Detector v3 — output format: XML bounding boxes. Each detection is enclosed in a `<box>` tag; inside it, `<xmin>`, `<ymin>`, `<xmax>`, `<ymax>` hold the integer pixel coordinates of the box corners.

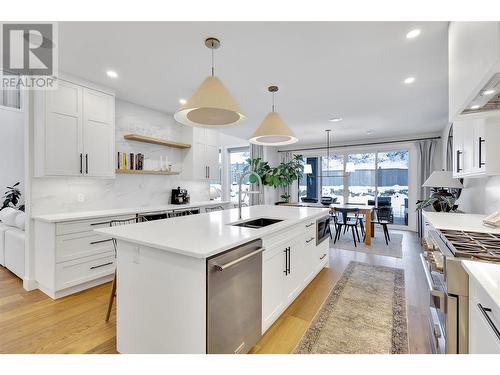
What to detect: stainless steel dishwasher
<box><xmin>207</xmin><ymin>239</ymin><xmax>263</xmax><ymax>354</ymax></box>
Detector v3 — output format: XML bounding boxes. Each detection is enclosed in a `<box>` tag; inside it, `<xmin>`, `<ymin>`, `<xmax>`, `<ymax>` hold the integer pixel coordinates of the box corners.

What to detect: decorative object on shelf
<box><xmin>174</xmin><ymin>37</ymin><xmax>245</xmax><ymax>128</ymax></box>
<box><xmin>417</xmin><ymin>170</ymin><xmax>463</xmax><ymax>212</ymax></box>
<box><xmin>1</xmin><ymin>182</ymin><xmax>23</xmax><ymax>211</ymax></box>
<box><xmin>250</xmin><ymin>85</ymin><xmax>298</xmax><ymax>146</ymax></box>
<box><xmin>123</xmin><ymin>134</ymin><xmax>191</xmax><ymax>149</ymax></box>
<box><xmin>117</xmin><ymin>152</ymin><xmax>144</xmax><ymax>171</ymax></box>
<box><xmin>245</xmin><ymin>155</ymin><xmax>304</xmax><ymax>203</ymax></box>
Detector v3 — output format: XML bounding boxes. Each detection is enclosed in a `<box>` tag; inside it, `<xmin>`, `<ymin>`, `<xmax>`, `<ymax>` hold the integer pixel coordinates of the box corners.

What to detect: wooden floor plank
<box><xmin>0</xmin><ymin>230</ymin><xmax>432</xmax><ymax>354</ymax></box>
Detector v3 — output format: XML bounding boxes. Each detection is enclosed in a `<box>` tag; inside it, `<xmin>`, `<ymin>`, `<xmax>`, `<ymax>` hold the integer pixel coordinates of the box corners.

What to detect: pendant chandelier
<box><xmin>174</xmin><ymin>37</ymin><xmax>246</xmax><ymax>128</ymax></box>
<box><xmin>249</xmin><ymin>85</ymin><xmax>298</xmax><ymax>146</ymax></box>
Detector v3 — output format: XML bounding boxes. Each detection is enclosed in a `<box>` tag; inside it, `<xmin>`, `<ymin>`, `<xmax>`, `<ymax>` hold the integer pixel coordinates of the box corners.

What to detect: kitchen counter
<box><xmin>32</xmin><ymin>200</ymin><xmax>231</xmax><ymax>223</ymax></box>
<box><xmin>462</xmin><ymin>260</ymin><xmax>500</xmax><ymax>318</ymax></box>
<box><xmin>95</xmin><ymin>205</ymin><xmax>328</xmax><ymax>258</ymax></box>
<box><xmin>423</xmin><ymin>211</ymin><xmax>500</xmax><ymax>234</ymax></box>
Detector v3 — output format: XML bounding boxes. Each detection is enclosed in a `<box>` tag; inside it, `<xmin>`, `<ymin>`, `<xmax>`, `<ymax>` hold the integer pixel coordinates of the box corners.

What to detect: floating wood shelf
<box><xmin>123</xmin><ymin>134</ymin><xmax>191</xmax><ymax>149</ymax></box>
<box><xmin>116</xmin><ymin>169</ymin><xmax>180</xmax><ymax>176</ymax></box>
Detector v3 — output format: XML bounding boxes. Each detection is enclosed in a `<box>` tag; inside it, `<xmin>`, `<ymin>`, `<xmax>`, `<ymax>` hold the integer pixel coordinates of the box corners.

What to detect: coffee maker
<box><xmin>171</xmin><ymin>187</ymin><xmax>190</xmax><ymax>204</ymax></box>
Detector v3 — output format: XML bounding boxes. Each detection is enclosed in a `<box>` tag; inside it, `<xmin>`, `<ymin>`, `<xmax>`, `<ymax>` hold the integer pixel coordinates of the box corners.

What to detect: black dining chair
<box><xmin>373</xmin><ymin>207</ymin><xmax>393</xmax><ymax>245</ymax></box>
<box><xmin>333</xmin><ymin>208</ymin><xmax>362</xmax><ymax>247</ymax></box>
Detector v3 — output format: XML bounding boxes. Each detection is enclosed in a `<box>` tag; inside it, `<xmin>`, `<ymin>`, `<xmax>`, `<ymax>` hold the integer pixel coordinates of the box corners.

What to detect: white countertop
<box><xmin>462</xmin><ymin>260</ymin><xmax>500</xmax><ymax>312</ymax></box>
<box><xmin>423</xmin><ymin>211</ymin><xmax>500</xmax><ymax>234</ymax></box>
<box><xmin>95</xmin><ymin>205</ymin><xmax>328</xmax><ymax>259</ymax></box>
<box><xmin>32</xmin><ymin>201</ymin><xmax>231</xmax><ymax>223</ymax></box>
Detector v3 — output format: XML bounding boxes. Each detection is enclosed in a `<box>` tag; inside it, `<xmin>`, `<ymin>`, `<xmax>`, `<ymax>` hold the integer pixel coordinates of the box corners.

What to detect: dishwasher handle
<box><xmin>213</xmin><ymin>248</ymin><xmax>265</xmax><ymax>272</ymax></box>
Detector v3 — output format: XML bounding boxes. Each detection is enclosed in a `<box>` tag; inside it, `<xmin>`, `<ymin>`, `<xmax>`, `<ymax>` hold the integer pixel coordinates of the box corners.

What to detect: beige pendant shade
<box><xmin>250</xmin><ymin>111</ymin><xmax>298</xmax><ymax>146</ymax></box>
<box><xmin>174</xmin><ymin>76</ymin><xmax>246</xmax><ymax>127</ymax></box>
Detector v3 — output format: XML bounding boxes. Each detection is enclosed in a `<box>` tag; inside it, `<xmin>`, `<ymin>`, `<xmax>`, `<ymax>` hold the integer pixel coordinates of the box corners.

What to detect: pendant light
<box><xmin>250</xmin><ymin>85</ymin><xmax>298</xmax><ymax>146</ymax></box>
<box><xmin>174</xmin><ymin>37</ymin><xmax>246</xmax><ymax>128</ymax></box>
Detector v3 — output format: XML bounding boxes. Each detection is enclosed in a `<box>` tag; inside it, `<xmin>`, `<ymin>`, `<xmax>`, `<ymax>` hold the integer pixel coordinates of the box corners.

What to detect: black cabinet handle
<box><xmin>306</xmin><ymin>237</ymin><xmax>315</xmax><ymax>244</ymax></box>
<box><xmin>479</xmin><ymin>137</ymin><xmax>485</xmax><ymax>168</ymax></box>
<box><xmin>283</xmin><ymin>248</ymin><xmax>288</xmax><ymax>275</ymax></box>
<box><xmin>477</xmin><ymin>303</ymin><xmax>500</xmax><ymax>342</ymax></box>
<box><xmin>90</xmin><ymin>221</ymin><xmax>112</xmax><ymax>226</ymax></box>
<box><xmin>80</xmin><ymin>153</ymin><xmax>83</xmax><ymax>174</ymax></box>
<box><xmin>85</xmin><ymin>154</ymin><xmax>89</xmax><ymax>174</ymax></box>
<box><xmin>90</xmin><ymin>238</ymin><xmax>114</xmax><ymax>245</ymax></box>
<box><xmin>90</xmin><ymin>261</ymin><xmax>113</xmax><ymax>270</ymax></box>
<box><xmin>320</xmin><ymin>253</ymin><xmax>327</xmax><ymax>260</ymax></box>
<box><xmin>305</xmin><ymin>222</ymin><xmax>314</xmax><ymax>228</ymax></box>
<box><xmin>456</xmin><ymin>150</ymin><xmax>462</xmax><ymax>173</ymax></box>
<box><xmin>287</xmin><ymin>247</ymin><xmax>291</xmax><ymax>275</ymax></box>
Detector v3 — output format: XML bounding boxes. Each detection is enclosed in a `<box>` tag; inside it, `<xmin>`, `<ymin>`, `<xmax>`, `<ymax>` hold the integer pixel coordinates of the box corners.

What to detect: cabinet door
<box><xmin>262</xmin><ymin>245</ymin><xmax>287</xmax><ymax>333</ymax></box>
<box><xmin>472</xmin><ymin>120</ymin><xmax>486</xmax><ymax>174</ymax></box>
<box><xmin>469</xmin><ymin>299</ymin><xmax>500</xmax><ymax>354</ymax></box>
<box><xmin>82</xmin><ymin>88</ymin><xmax>115</xmax><ymax>177</ymax></box>
<box><xmin>452</xmin><ymin>121</ymin><xmax>465</xmax><ymax>178</ymax></box>
<box><xmin>45</xmin><ymin>81</ymin><xmax>83</xmax><ymax>176</ymax></box>
<box><xmin>284</xmin><ymin>236</ymin><xmax>308</xmax><ymax>303</ymax></box>
<box><xmin>206</xmin><ymin>143</ymin><xmax>220</xmax><ymax>180</ymax></box>
<box><xmin>462</xmin><ymin>124</ymin><xmax>475</xmax><ymax>175</ymax></box>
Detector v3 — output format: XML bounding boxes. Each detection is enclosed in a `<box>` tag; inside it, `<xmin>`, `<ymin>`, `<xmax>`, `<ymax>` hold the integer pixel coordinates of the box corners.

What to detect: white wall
<box><xmin>30</xmin><ymin>99</ymin><xmax>209</xmax><ymax>216</ymax></box>
<box><xmin>0</xmin><ymin>106</ymin><xmax>25</xmax><ymax>205</ymax></box>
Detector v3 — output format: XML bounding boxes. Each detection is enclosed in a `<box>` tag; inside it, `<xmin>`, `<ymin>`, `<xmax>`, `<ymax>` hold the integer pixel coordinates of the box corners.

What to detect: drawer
<box><xmin>56</xmin><ymin>252</ymin><xmax>115</xmax><ymax>291</ymax></box>
<box><xmin>56</xmin><ymin>232</ymin><xmax>114</xmax><ymax>263</ymax></box>
<box><xmin>304</xmin><ymin>220</ymin><xmax>316</xmax><ymax>233</ymax></box>
<box><xmin>304</xmin><ymin>233</ymin><xmax>316</xmax><ymax>247</ymax></box>
<box><xmin>56</xmin><ymin>215</ymin><xmax>133</xmax><ymax>235</ymax></box>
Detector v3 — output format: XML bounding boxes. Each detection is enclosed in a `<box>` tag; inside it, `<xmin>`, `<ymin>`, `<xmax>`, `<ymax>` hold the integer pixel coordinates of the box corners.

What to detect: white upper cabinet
<box><xmin>34</xmin><ymin>75</ymin><xmax>115</xmax><ymax>178</ymax></box>
<box><xmin>449</xmin><ymin>22</ymin><xmax>500</xmax><ymax>121</ymax></box>
<box><xmin>452</xmin><ymin>113</ymin><xmax>500</xmax><ymax>178</ymax></box>
<box><xmin>182</xmin><ymin>127</ymin><xmax>219</xmax><ymax>180</ymax></box>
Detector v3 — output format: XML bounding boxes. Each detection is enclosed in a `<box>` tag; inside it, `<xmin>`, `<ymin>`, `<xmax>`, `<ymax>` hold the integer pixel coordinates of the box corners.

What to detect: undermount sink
<box><xmin>230</xmin><ymin>218</ymin><xmax>283</xmax><ymax>229</ymax></box>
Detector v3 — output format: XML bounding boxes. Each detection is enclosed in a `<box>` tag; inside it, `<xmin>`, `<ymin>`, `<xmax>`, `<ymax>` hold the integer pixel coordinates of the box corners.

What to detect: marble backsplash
<box><xmin>31</xmin><ymin>99</ymin><xmax>209</xmax><ymax>216</ymax></box>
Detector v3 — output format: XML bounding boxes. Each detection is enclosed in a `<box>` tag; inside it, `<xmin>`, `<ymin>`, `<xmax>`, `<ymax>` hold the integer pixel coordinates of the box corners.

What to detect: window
<box><xmin>228</xmin><ymin>147</ymin><xmax>250</xmax><ymax>205</ymax></box>
<box><xmin>299</xmin><ymin>157</ymin><xmax>319</xmax><ymax>201</ymax></box>
<box><xmin>322</xmin><ymin>154</ymin><xmax>345</xmax><ymax>204</ymax></box>
<box><xmin>347</xmin><ymin>153</ymin><xmax>376</xmax><ymax>205</ymax></box>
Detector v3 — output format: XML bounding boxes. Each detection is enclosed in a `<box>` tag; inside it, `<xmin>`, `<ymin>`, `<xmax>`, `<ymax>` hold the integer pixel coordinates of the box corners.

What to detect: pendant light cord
<box><xmin>272</xmin><ymin>92</ymin><xmax>275</xmax><ymax>112</ymax></box>
<box><xmin>211</xmin><ymin>44</ymin><xmax>215</xmax><ymax>76</ymax></box>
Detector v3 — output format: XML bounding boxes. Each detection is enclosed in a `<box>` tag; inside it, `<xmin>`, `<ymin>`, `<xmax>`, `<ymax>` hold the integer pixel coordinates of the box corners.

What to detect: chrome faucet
<box><xmin>238</xmin><ymin>170</ymin><xmax>263</xmax><ymax>219</ymax></box>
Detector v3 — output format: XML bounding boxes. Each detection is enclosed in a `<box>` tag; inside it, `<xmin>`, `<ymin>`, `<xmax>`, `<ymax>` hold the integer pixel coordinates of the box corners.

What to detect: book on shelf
<box><xmin>117</xmin><ymin>152</ymin><xmax>144</xmax><ymax>171</ymax></box>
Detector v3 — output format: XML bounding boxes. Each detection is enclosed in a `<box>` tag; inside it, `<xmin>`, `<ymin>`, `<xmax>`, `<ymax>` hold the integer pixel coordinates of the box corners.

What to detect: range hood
<box><xmin>462</xmin><ymin>73</ymin><xmax>500</xmax><ymax>114</ymax></box>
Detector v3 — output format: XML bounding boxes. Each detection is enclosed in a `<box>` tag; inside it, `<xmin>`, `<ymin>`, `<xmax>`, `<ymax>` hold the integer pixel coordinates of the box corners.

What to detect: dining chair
<box><xmin>334</xmin><ymin>208</ymin><xmax>361</xmax><ymax>246</ymax></box>
<box><xmin>373</xmin><ymin>207</ymin><xmax>393</xmax><ymax>245</ymax></box>
<box><xmin>105</xmin><ymin>215</ymin><xmax>147</xmax><ymax>322</ymax></box>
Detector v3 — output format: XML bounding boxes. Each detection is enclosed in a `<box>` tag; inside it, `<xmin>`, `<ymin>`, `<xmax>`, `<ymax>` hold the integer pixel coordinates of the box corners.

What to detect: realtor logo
<box><xmin>1</xmin><ymin>22</ymin><xmax>58</xmax><ymax>89</ymax></box>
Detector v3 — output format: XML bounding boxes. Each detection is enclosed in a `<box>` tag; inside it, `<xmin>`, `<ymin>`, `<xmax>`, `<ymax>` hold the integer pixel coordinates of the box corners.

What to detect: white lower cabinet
<box><xmin>262</xmin><ymin>219</ymin><xmax>329</xmax><ymax>333</ymax></box>
<box><xmin>469</xmin><ymin>276</ymin><xmax>500</xmax><ymax>354</ymax></box>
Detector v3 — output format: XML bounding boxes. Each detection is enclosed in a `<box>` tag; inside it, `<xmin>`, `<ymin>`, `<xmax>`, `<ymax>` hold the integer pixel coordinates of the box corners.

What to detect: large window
<box><xmin>347</xmin><ymin>153</ymin><xmax>376</xmax><ymax>205</ymax></box>
<box><xmin>322</xmin><ymin>154</ymin><xmax>345</xmax><ymax>204</ymax></box>
<box><xmin>228</xmin><ymin>147</ymin><xmax>250</xmax><ymax>205</ymax></box>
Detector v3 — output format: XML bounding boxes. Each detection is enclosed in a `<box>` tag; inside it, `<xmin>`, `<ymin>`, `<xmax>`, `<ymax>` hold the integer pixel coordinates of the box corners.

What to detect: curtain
<box><xmin>249</xmin><ymin>144</ymin><xmax>264</xmax><ymax>206</ymax></box>
<box><xmin>416</xmin><ymin>139</ymin><xmax>437</xmax><ymax>200</ymax></box>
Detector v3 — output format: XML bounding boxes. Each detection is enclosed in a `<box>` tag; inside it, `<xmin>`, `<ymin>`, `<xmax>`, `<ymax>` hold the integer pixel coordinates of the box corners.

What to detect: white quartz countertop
<box><xmin>95</xmin><ymin>205</ymin><xmax>329</xmax><ymax>259</ymax></box>
<box><xmin>423</xmin><ymin>211</ymin><xmax>500</xmax><ymax>234</ymax></box>
<box><xmin>32</xmin><ymin>201</ymin><xmax>231</xmax><ymax>223</ymax></box>
<box><xmin>462</xmin><ymin>260</ymin><xmax>500</xmax><ymax>312</ymax></box>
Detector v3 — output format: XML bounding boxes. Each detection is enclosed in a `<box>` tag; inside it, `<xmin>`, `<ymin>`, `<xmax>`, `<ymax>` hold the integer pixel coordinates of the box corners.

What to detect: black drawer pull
<box><xmin>320</xmin><ymin>253</ymin><xmax>327</xmax><ymax>260</ymax></box>
<box><xmin>478</xmin><ymin>303</ymin><xmax>500</xmax><ymax>342</ymax></box>
<box><xmin>306</xmin><ymin>237</ymin><xmax>315</xmax><ymax>243</ymax></box>
<box><xmin>305</xmin><ymin>222</ymin><xmax>314</xmax><ymax>228</ymax></box>
<box><xmin>90</xmin><ymin>221</ymin><xmax>112</xmax><ymax>226</ymax></box>
<box><xmin>90</xmin><ymin>261</ymin><xmax>113</xmax><ymax>270</ymax></box>
<box><xmin>90</xmin><ymin>238</ymin><xmax>114</xmax><ymax>245</ymax></box>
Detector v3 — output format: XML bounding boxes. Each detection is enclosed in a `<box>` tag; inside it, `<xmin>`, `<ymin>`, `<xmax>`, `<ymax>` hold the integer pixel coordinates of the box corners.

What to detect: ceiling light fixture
<box><xmin>179</xmin><ymin>98</ymin><xmax>187</xmax><ymax>105</ymax></box>
<box><xmin>174</xmin><ymin>37</ymin><xmax>245</xmax><ymax>128</ymax></box>
<box><xmin>249</xmin><ymin>85</ymin><xmax>298</xmax><ymax>146</ymax></box>
<box><xmin>404</xmin><ymin>77</ymin><xmax>415</xmax><ymax>84</ymax></box>
<box><xmin>329</xmin><ymin>117</ymin><xmax>343</xmax><ymax>122</ymax></box>
<box><xmin>470</xmin><ymin>104</ymin><xmax>481</xmax><ymax>110</ymax></box>
<box><xmin>482</xmin><ymin>89</ymin><xmax>496</xmax><ymax>96</ymax></box>
<box><xmin>406</xmin><ymin>29</ymin><xmax>421</xmax><ymax>39</ymax></box>
<box><xmin>106</xmin><ymin>70</ymin><xmax>118</xmax><ymax>78</ymax></box>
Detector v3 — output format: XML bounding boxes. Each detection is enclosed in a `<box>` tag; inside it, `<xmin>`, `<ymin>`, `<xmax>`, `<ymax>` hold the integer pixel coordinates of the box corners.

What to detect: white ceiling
<box><xmin>58</xmin><ymin>22</ymin><xmax>449</xmax><ymax>145</ymax></box>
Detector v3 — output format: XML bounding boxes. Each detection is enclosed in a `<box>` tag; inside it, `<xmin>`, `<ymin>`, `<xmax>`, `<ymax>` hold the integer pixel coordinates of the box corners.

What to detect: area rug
<box><xmin>294</xmin><ymin>261</ymin><xmax>408</xmax><ymax>354</ymax></box>
<box><xmin>332</xmin><ymin>231</ymin><xmax>403</xmax><ymax>259</ymax></box>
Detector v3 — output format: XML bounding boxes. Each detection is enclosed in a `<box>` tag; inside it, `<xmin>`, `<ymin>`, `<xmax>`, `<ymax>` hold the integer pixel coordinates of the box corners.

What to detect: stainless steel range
<box><xmin>422</xmin><ymin>229</ymin><xmax>500</xmax><ymax>354</ymax></box>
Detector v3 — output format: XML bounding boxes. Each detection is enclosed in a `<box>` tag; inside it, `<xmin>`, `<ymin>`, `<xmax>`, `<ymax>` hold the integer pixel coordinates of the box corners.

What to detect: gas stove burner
<box><xmin>439</xmin><ymin>229</ymin><xmax>500</xmax><ymax>262</ymax></box>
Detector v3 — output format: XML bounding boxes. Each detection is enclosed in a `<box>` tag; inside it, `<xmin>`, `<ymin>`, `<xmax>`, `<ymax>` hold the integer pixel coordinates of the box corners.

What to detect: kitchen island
<box><xmin>95</xmin><ymin>205</ymin><xmax>330</xmax><ymax>354</ymax></box>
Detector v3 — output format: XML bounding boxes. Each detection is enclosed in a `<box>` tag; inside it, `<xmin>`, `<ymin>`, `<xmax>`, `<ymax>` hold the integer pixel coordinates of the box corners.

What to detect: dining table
<box><xmin>330</xmin><ymin>203</ymin><xmax>375</xmax><ymax>246</ymax></box>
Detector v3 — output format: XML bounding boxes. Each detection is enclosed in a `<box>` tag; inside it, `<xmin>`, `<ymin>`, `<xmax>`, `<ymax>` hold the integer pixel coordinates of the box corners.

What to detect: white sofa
<box><xmin>4</xmin><ymin>228</ymin><xmax>25</xmax><ymax>278</ymax></box>
<box><xmin>0</xmin><ymin>223</ymin><xmax>12</xmax><ymax>266</ymax></box>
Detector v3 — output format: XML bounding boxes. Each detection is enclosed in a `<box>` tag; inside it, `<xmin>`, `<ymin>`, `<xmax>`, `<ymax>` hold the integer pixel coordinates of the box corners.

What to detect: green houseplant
<box><xmin>416</xmin><ymin>195</ymin><xmax>457</xmax><ymax>213</ymax></box>
<box><xmin>1</xmin><ymin>182</ymin><xmax>23</xmax><ymax>211</ymax></box>
<box><xmin>245</xmin><ymin>155</ymin><xmax>304</xmax><ymax>203</ymax></box>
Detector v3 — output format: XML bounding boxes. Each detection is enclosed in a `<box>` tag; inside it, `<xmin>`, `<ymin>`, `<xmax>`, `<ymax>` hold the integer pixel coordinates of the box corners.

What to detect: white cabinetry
<box><xmin>452</xmin><ymin>113</ymin><xmax>500</xmax><ymax>178</ymax></box>
<box><xmin>449</xmin><ymin>22</ymin><xmax>500</xmax><ymax>121</ymax></box>
<box><xmin>469</xmin><ymin>274</ymin><xmax>500</xmax><ymax>354</ymax></box>
<box><xmin>182</xmin><ymin>127</ymin><xmax>219</xmax><ymax>180</ymax></box>
<box><xmin>261</xmin><ymin>218</ymin><xmax>329</xmax><ymax>333</ymax></box>
<box><xmin>34</xmin><ymin>76</ymin><xmax>115</xmax><ymax>178</ymax></box>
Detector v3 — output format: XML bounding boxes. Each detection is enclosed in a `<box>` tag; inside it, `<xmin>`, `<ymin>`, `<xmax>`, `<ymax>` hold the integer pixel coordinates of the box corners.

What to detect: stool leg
<box><xmin>105</xmin><ymin>270</ymin><xmax>117</xmax><ymax>322</ymax></box>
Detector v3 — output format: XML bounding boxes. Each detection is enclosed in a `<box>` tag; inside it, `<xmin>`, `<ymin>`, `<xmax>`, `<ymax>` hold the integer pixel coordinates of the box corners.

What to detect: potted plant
<box><xmin>416</xmin><ymin>195</ymin><xmax>457</xmax><ymax>213</ymax></box>
<box><xmin>1</xmin><ymin>182</ymin><xmax>24</xmax><ymax>211</ymax></box>
<box><xmin>245</xmin><ymin>155</ymin><xmax>304</xmax><ymax>204</ymax></box>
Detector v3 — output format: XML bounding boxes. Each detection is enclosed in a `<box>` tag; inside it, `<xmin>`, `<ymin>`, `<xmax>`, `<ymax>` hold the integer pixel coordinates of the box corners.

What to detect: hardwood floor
<box><xmin>0</xmin><ymin>230</ymin><xmax>432</xmax><ymax>354</ymax></box>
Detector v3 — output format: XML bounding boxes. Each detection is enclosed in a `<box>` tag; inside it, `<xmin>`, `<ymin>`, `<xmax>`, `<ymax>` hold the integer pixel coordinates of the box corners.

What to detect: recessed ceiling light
<box><xmin>106</xmin><ymin>70</ymin><xmax>118</xmax><ymax>78</ymax></box>
<box><xmin>404</xmin><ymin>77</ymin><xmax>415</xmax><ymax>84</ymax></box>
<box><xmin>179</xmin><ymin>98</ymin><xmax>187</xmax><ymax>105</ymax></box>
<box><xmin>470</xmin><ymin>104</ymin><xmax>481</xmax><ymax>110</ymax></box>
<box><xmin>482</xmin><ymin>89</ymin><xmax>495</xmax><ymax>96</ymax></box>
<box><xmin>366</xmin><ymin>130</ymin><xmax>373</xmax><ymax>135</ymax></box>
<box><xmin>329</xmin><ymin>117</ymin><xmax>342</xmax><ymax>122</ymax></box>
<box><xmin>406</xmin><ymin>29</ymin><xmax>421</xmax><ymax>39</ymax></box>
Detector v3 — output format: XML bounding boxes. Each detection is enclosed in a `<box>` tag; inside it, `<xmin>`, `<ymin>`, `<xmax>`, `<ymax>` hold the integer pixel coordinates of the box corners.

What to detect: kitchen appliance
<box><xmin>422</xmin><ymin>228</ymin><xmax>500</xmax><ymax>354</ymax></box>
<box><xmin>171</xmin><ymin>187</ymin><xmax>189</xmax><ymax>204</ymax></box>
<box><xmin>462</xmin><ymin>73</ymin><xmax>500</xmax><ymax>115</ymax></box>
<box><xmin>316</xmin><ymin>215</ymin><xmax>330</xmax><ymax>245</ymax></box>
<box><xmin>207</xmin><ymin>239</ymin><xmax>263</xmax><ymax>354</ymax></box>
